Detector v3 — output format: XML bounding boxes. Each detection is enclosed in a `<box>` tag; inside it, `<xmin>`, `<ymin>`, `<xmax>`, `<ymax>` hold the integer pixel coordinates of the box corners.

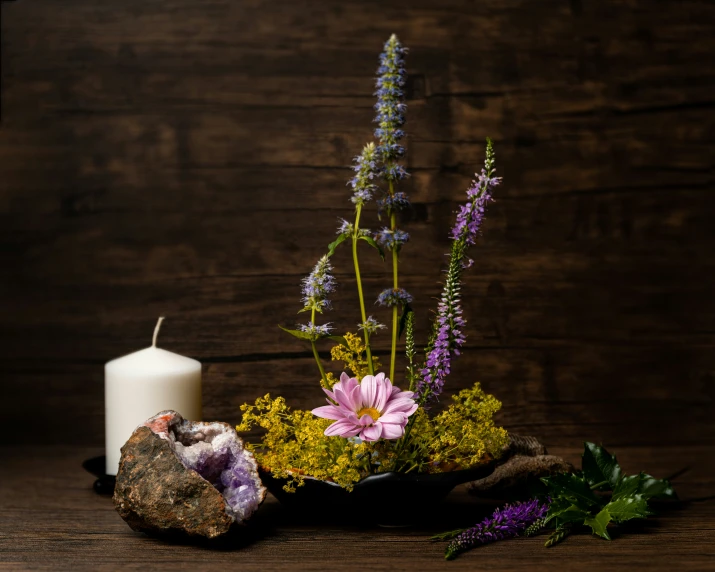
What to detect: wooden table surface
<box><xmin>1</xmin><ymin>445</ymin><xmax>713</xmax><ymax>571</ymax></box>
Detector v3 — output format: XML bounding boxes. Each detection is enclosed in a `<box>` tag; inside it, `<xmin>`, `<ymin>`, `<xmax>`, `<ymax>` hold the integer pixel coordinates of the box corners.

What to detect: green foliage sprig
<box><xmin>535</xmin><ymin>442</ymin><xmax>677</xmax><ymax>544</ymax></box>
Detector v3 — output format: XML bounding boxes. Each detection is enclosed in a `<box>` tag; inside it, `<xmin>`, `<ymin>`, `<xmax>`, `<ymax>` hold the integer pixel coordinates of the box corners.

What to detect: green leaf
<box><xmin>613</xmin><ymin>472</ymin><xmax>677</xmax><ymax>501</ymax></box>
<box><xmin>398</xmin><ymin>305</ymin><xmax>413</xmax><ymax>339</ymax></box>
<box><xmin>542</xmin><ymin>473</ymin><xmax>603</xmax><ymax>512</ymax></box>
<box><xmin>327</xmin><ymin>234</ymin><xmax>348</xmax><ymax>257</ymax></box>
<box><xmin>604</xmin><ymin>495</ymin><xmax>651</xmax><ymax>523</ymax></box>
<box><xmin>638</xmin><ymin>473</ymin><xmax>678</xmax><ymax>501</ymax></box>
<box><xmin>557</xmin><ymin>506</ymin><xmax>592</xmax><ymax>525</ymax></box>
<box><xmin>279</xmin><ymin>325</ymin><xmax>342</xmax><ymax>344</ymax></box>
<box><xmin>544</xmin><ymin>497</ymin><xmax>589</xmax><ymax>526</ymax></box>
<box><xmin>584</xmin><ymin>508</ymin><xmax>612</xmax><ymax>540</ymax></box>
<box><xmin>359</xmin><ymin>235</ymin><xmax>385</xmax><ymax>260</ymax></box>
<box><xmin>612</xmin><ymin>474</ymin><xmax>642</xmax><ymax>501</ymax></box>
<box><xmin>279</xmin><ymin>324</ymin><xmax>314</xmax><ymax>341</ymax></box>
<box><xmin>582</xmin><ymin>442</ymin><xmax>622</xmax><ymax>490</ymax></box>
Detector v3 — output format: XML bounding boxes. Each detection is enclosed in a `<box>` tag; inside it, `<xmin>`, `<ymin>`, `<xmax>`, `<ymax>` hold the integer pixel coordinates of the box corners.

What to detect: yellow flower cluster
<box><xmin>407</xmin><ymin>383</ymin><xmax>509</xmax><ymax>472</ymax></box>
<box><xmin>236</xmin><ymin>383</ymin><xmax>507</xmax><ymax>491</ymax></box>
<box><xmin>236</xmin><ymin>394</ymin><xmax>371</xmax><ymax>491</ymax></box>
<box><xmin>325</xmin><ymin>332</ymin><xmax>381</xmax><ymax>387</ymax></box>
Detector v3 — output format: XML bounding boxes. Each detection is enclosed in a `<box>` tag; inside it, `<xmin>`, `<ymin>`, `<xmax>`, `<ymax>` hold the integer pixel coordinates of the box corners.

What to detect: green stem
<box><xmin>590</xmin><ymin>480</ymin><xmax>610</xmax><ymax>490</ymax></box>
<box><xmin>353</xmin><ymin>205</ymin><xmax>374</xmax><ymax>375</ymax></box>
<box><xmin>310</xmin><ymin>307</ymin><xmax>328</xmax><ymax>387</ymax></box>
<box><xmin>389</xmin><ymin>181</ymin><xmax>398</xmax><ymax>382</ymax></box>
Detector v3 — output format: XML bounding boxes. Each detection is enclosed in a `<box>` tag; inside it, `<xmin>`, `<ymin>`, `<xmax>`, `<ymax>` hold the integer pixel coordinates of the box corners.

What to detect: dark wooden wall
<box><xmin>1</xmin><ymin>0</ymin><xmax>714</xmax><ymax>448</ymax></box>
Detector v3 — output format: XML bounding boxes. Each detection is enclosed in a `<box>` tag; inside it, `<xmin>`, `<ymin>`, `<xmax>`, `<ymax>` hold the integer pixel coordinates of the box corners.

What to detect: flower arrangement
<box><xmin>237</xmin><ymin>34</ymin><xmax>508</xmax><ymax>492</ymax></box>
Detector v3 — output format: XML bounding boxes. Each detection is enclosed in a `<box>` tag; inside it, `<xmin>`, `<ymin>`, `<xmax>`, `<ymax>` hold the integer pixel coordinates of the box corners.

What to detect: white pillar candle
<box><xmin>104</xmin><ymin>317</ymin><xmax>202</xmax><ymax>475</ymax></box>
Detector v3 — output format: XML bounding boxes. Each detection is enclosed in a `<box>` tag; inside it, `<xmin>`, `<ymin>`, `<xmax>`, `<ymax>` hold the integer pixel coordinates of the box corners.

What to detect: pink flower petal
<box><xmin>383</xmin><ymin>397</ymin><xmax>418</xmax><ymax>415</ymax></box>
<box><xmin>311</xmin><ymin>405</ymin><xmax>345</xmax><ymax>420</ymax></box>
<box><xmin>358</xmin><ymin>414</ymin><xmax>375</xmax><ymax>426</ymax></box>
<box><xmin>324</xmin><ymin>419</ymin><xmax>362</xmax><ymax>438</ymax></box>
<box><xmin>334</xmin><ymin>384</ymin><xmax>356</xmax><ymax>411</ymax></box>
<box><xmin>361</xmin><ymin>423</ymin><xmax>382</xmax><ymax>442</ymax></box>
<box><xmin>374</xmin><ymin>378</ymin><xmax>390</xmax><ymax>412</ymax></box>
<box><xmin>347</xmin><ymin>381</ymin><xmax>361</xmax><ymax>411</ymax></box>
<box><xmin>339</xmin><ymin>371</ymin><xmax>351</xmax><ymax>384</ymax></box>
<box><xmin>380</xmin><ymin>423</ymin><xmax>406</xmax><ymax>439</ymax></box>
<box><xmin>322</xmin><ymin>387</ymin><xmax>336</xmax><ymax>402</ymax></box>
<box><xmin>360</xmin><ymin>375</ymin><xmax>378</xmax><ymax>408</ymax></box>
<box><xmin>378</xmin><ymin>412</ymin><xmax>407</xmax><ymax>425</ymax></box>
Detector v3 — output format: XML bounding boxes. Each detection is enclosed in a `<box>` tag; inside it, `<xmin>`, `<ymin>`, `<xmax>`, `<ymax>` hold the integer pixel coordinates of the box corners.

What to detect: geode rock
<box><xmin>113</xmin><ymin>410</ymin><xmax>266</xmax><ymax>539</ymax></box>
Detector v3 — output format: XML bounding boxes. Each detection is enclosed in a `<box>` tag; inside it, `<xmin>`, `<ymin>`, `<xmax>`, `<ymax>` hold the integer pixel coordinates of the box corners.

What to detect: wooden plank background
<box><xmin>1</xmin><ymin>0</ymin><xmax>714</xmax><ymax>449</ymax></box>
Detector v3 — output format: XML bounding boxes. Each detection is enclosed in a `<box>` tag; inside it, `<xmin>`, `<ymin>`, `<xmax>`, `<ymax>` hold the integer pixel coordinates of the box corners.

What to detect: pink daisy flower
<box><xmin>312</xmin><ymin>372</ymin><xmax>418</xmax><ymax>442</ymax></box>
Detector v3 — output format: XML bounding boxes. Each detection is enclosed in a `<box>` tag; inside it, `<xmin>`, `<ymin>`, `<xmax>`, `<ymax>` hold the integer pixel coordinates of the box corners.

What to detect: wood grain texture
<box><xmin>0</xmin><ymin>446</ymin><xmax>713</xmax><ymax>570</ymax></box>
<box><xmin>1</xmin><ymin>0</ymin><xmax>714</xmax><ymax>448</ymax></box>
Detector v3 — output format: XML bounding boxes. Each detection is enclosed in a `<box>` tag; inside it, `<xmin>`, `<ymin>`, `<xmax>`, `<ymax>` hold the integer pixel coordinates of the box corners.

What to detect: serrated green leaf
<box><xmin>544</xmin><ymin>497</ymin><xmax>588</xmax><ymax>526</ymax></box>
<box><xmin>359</xmin><ymin>235</ymin><xmax>385</xmax><ymax>260</ymax></box>
<box><xmin>612</xmin><ymin>474</ymin><xmax>642</xmax><ymax>501</ymax></box>
<box><xmin>638</xmin><ymin>473</ymin><xmax>678</xmax><ymax>501</ymax></box>
<box><xmin>604</xmin><ymin>495</ymin><xmax>651</xmax><ymax>523</ymax></box>
<box><xmin>542</xmin><ymin>473</ymin><xmax>603</xmax><ymax>511</ymax></box>
<box><xmin>584</xmin><ymin>508</ymin><xmax>612</xmax><ymax>540</ymax></box>
<box><xmin>582</xmin><ymin>442</ymin><xmax>622</xmax><ymax>490</ymax></box>
<box><xmin>613</xmin><ymin>472</ymin><xmax>677</xmax><ymax>501</ymax></box>
<box><xmin>554</xmin><ymin>507</ymin><xmax>591</xmax><ymax>528</ymax></box>
<box><xmin>327</xmin><ymin>234</ymin><xmax>348</xmax><ymax>257</ymax></box>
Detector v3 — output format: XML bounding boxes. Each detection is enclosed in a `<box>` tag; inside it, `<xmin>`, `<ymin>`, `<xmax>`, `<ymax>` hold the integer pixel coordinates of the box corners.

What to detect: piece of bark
<box><xmin>467</xmin><ymin>434</ymin><xmax>573</xmax><ymax>497</ymax></box>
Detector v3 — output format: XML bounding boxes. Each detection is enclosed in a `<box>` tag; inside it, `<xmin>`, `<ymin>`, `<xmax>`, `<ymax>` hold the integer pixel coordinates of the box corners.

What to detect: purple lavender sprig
<box><xmin>374</xmin><ymin>34</ymin><xmax>411</xmax><ymax>384</ymax></box>
<box><xmin>300</xmin><ymin>255</ymin><xmax>335</xmax><ymax>388</ymax></box>
<box><xmin>415</xmin><ymin>139</ymin><xmax>501</xmax><ymax>403</ymax></box>
<box><xmin>374</xmin><ymin>35</ymin><xmax>408</xmax><ymax>176</ymax></box>
<box><xmin>444</xmin><ymin>499</ymin><xmax>549</xmax><ymax>560</ymax></box>
<box><xmin>348</xmin><ymin>142</ymin><xmax>379</xmax><ymax>206</ymax></box>
<box><xmin>301</xmin><ymin>255</ymin><xmax>336</xmax><ymax>314</ymax></box>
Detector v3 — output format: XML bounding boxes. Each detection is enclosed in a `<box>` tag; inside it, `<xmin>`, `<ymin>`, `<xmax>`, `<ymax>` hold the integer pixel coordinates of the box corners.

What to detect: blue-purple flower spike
<box><xmin>301</xmin><ymin>255</ymin><xmax>336</xmax><ymax>313</ymax></box>
<box><xmin>348</xmin><ymin>143</ymin><xmax>379</xmax><ymax>206</ymax></box>
<box><xmin>415</xmin><ymin>140</ymin><xmax>500</xmax><ymax>403</ymax></box>
<box><xmin>445</xmin><ymin>499</ymin><xmax>549</xmax><ymax>560</ymax></box>
<box><xmin>375</xmin><ymin>35</ymin><xmax>410</xmax><ymax>190</ymax></box>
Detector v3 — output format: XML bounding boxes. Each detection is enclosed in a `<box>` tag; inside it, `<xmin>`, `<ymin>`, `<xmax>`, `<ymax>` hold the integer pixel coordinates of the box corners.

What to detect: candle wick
<box><xmin>152</xmin><ymin>316</ymin><xmax>165</xmax><ymax>348</ymax></box>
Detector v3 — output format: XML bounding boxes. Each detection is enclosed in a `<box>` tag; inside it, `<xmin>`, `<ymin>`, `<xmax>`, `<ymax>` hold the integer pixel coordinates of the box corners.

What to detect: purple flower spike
<box><xmin>415</xmin><ymin>140</ymin><xmax>498</xmax><ymax>403</ymax></box>
<box><xmin>445</xmin><ymin>498</ymin><xmax>549</xmax><ymax>560</ymax></box>
<box><xmin>374</xmin><ymin>35</ymin><xmax>409</xmax><ymax>183</ymax></box>
<box><xmin>301</xmin><ymin>255</ymin><xmax>336</xmax><ymax>312</ymax></box>
<box><xmin>348</xmin><ymin>143</ymin><xmax>379</xmax><ymax>206</ymax></box>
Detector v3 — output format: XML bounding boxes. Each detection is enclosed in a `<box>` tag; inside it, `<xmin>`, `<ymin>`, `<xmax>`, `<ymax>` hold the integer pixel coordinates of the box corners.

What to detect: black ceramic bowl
<box><xmin>260</xmin><ymin>462</ymin><xmax>495</xmax><ymax>526</ymax></box>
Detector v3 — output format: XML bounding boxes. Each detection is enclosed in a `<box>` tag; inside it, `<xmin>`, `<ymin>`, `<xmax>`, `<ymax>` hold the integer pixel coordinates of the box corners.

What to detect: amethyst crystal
<box><xmin>113</xmin><ymin>410</ymin><xmax>266</xmax><ymax>538</ymax></box>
